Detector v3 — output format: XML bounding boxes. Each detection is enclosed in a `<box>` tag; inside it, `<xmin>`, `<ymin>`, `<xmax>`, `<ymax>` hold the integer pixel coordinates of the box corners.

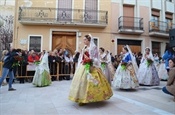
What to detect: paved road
<box><xmin>0</xmin><ymin>80</ymin><xmax>174</xmax><ymax>115</ymax></box>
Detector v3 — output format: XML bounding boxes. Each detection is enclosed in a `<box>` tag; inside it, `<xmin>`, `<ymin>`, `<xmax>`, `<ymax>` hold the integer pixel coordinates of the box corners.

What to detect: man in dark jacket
<box><xmin>0</xmin><ymin>49</ymin><xmax>21</xmax><ymax>91</ymax></box>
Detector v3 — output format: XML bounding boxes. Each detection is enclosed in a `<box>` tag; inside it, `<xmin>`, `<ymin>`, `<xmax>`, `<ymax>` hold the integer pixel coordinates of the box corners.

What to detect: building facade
<box><xmin>111</xmin><ymin>0</ymin><xmax>175</xmax><ymax>56</ymax></box>
<box><xmin>13</xmin><ymin>0</ymin><xmax>175</xmax><ymax>56</ymax></box>
<box><xmin>13</xmin><ymin>0</ymin><xmax>112</xmax><ymax>55</ymax></box>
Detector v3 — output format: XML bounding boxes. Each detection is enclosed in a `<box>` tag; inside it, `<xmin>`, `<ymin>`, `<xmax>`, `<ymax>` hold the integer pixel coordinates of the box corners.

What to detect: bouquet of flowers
<box><xmin>14</xmin><ymin>56</ymin><xmax>23</xmax><ymax>61</ymax></box>
<box><xmin>101</xmin><ymin>62</ymin><xmax>106</xmax><ymax>70</ymax></box>
<box><xmin>121</xmin><ymin>61</ymin><xmax>127</xmax><ymax>70</ymax></box>
<box><xmin>146</xmin><ymin>58</ymin><xmax>153</xmax><ymax>67</ymax></box>
<box><xmin>82</xmin><ymin>58</ymin><xmax>93</xmax><ymax>73</ymax></box>
<box><xmin>34</xmin><ymin>60</ymin><xmax>41</xmax><ymax>65</ymax></box>
<box><xmin>12</xmin><ymin>56</ymin><xmax>23</xmax><ymax>67</ymax></box>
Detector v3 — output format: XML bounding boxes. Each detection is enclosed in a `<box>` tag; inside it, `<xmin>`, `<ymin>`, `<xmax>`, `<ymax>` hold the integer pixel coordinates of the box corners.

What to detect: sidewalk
<box><xmin>0</xmin><ymin>80</ymin><xmax>174</xmax><ymax>115</ymax></box>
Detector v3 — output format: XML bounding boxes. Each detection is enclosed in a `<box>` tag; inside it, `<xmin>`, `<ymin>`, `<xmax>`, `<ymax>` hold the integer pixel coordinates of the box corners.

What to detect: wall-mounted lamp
<box><xmin>78</xmin><ymin>32</ymin><xmax>82</xmax><ymax>37</ymax></box>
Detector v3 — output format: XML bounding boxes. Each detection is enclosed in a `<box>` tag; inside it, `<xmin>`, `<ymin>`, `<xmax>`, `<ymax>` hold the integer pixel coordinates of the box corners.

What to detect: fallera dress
<box><xmin>32</xmin><ymin>53</ymin><xmax>51</xmax><ymax>87</ymax></box>
<box><xmin>100</xmin><ymin>53</ymin><xmax>112</xmax><ymax>85</ymax></box>
<box><xmin>138</xmin><ymin>54</ymin><xmax>160</xmax><ymax>86</ymax></box>
<box><xmin>113</xmin><ymin>52</ymin><xmax>139</xmax><ymax>89</ymax></box>
<box><xmin>69</xmin><ymin>46</ymin><xmax>113</xmax><ymax>103</ymax></box>
<box><xmin>158</xmin><ymin>61</ymin><xmax>169</xmax><ymax>80</ymax></box>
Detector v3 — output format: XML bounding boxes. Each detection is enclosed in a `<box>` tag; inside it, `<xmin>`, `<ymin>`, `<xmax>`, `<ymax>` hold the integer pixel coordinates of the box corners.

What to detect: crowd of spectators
<box><xmin>0</xmin><ymin>48</ymin><xmax>80</xmax><ymax>84</ymax></box>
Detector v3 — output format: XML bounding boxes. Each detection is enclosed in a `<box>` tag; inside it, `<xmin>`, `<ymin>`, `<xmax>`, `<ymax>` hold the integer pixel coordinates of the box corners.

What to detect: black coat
<box><xmin>48</xmin><ymin>55</ymin><xmax>57</xmax><ymax>63</ymax></box>
<box><xmin>3</xmin><ymin>51</ymin><xmax>18</xmax><ymax>70</ymax></box>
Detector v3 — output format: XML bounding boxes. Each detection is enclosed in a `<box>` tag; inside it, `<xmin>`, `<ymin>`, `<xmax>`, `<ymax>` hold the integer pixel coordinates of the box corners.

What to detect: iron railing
<box><xmin>149</xmin><ymin>20</ymin><xmax>175</xmax><ymax>34</ymax></box>
<box><xmin>18</xmin><ymin>7</ymin><xmax>108</xmax><ymax>25</ymax></box>
<box><xmin>118</xmin><ymin>16</ymin><xmax>144</xmax><ymax>30</ymax></box>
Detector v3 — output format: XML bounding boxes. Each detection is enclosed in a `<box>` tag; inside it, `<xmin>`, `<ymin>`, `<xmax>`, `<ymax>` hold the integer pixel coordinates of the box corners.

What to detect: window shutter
<box><xmin>85</xmin><ymin>0</ymin><xmax>98</xmax><ymax>23</ymax></box>
<box><xmin>57</xmin><ymin>0</ymin><xmax>72</xmax><ymax>21</ymax></box>
<box><xmin>85</xmin><ymin>0</ymin><xmax>98</xmax><ymax>10</ymax></box>
<box><xmin>152</xmin><ymin>9</ymin><xmax>160</xmax><ymax>17</ymax></box>
<box><xmin>166</xmin><ymin>12</ymin><xmax>173</xmax><ymax>19</ymax></box>
<box><xmin>58</xmin><ymin>0</ymin><xmax>72</xmax><ymax>8</ymax></box>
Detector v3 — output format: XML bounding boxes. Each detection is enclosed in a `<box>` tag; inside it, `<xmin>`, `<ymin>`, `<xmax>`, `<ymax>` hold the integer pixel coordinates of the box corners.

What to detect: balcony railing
<box><xmin>18</xmin><ymin>7</ymin><xmax>108</xmax><ymax>27</ymax></box>
<box><xmin>118</xmin><ymin>16</ymin><xmax>144</xmax><ymax>34</ymax></box>
<box><xmin>149</xmin><ymin>20</ymin><xmax>175</xmax><ymax>34</ymax></box>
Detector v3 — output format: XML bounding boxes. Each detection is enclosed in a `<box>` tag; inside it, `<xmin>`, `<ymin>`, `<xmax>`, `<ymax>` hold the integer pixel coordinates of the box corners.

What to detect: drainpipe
<box><xmin>174</xmin><ymin>0</ymin><xmax>175</xmax><ymax>24</ymax></box>
<box><xmin>13</xmin><ymin>0</ymin><xmax>18</xmax><ymax>48</ymax></box>
<box><xmin>136</xmin><ymin>0</ymin><xmax>138</xmax><ymax>17</ymax></box>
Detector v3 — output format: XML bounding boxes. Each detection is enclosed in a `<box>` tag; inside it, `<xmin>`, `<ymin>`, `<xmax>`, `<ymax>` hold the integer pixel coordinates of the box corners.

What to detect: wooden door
<box><xmin>52</xmin><ymin>32</ymin><xmax>76</xmax><ymax>55</ymax></box>
<box><xmin>123</xmin><ymin>5</ymin><xmax>134</xmax><ymax>28</ymax></box>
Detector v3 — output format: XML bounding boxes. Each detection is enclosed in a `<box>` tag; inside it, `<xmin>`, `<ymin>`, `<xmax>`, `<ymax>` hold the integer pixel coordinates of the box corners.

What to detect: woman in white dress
<box><xmin>99</xmin><ymin>47</ymin><xmax>111</xmax><ymax>85</ymax></box>
<box><xmin>32</xmin><ymin>52</ymin><xmax>51</xmax><ymax>87</ymax></box>
<box><xmin>106</xmin><ymin>50</ymin><xmax>115</xmax><ymax>81</ymax></box>
<box><xmin>113</xmin><ymin>45</ymin><xmax>139</xmax><ymax>89</ymax></box>
<box><xmin>138</xmin><ymin>47</ymin><xmax>160</xmax><ymax>86</ymax></box>
<box><xmin>153</xmin><ymin>53</ymin><xmax>160</xmax><ymax>71</ymax></box>
<box><xmin>158</xmin><ymin>59</ymin><xmax>169</xmax><ymax>80</ymax></box>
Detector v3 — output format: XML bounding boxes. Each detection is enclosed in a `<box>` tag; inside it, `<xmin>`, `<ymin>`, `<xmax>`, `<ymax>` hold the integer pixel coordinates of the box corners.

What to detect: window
<box><xmin>152</xmin><ymin>41</ymin><xmax>160</xmax><ymax>56</ymax></box>
<box><xmin>151</xmin><ymin>15</ymin><xmax>159</xmax><ymax>28</ymax></box>
<box><xmin>93</xmin><ymin>38</ymin><xmax>99</xmax><ymax>48</ymax></box>
<box><xmin>151</xmin><ymin>9</ymin><xmax>160</xmax><ymax>28</ymax></box>
<box><xmin>165</xmin><ymin>12</ymin><xmax>173</xmax><ymax>30</ymax></box>
<box><xmin>28</xmin><ymin>36</ymin><xmax>42</xmax><ymax>52</ymax></box>
<box><xmin>57</xmin><ymin>0</ymin><xmax>72</xmax><ymax>21</ymax></box>
<box><xmin>123</xmin><ymin>5</ymin><xmax>135</xmax><ymax>28</ymax></box>
<box><xmin>85</xmin><ymin>0</ymin><xmax>98</xmax><ymax>23</ymax></box>
<box><xmin>151</xmin><ymin>16</ymin><xmax>159</xmax><ymax>21</ymax></box>
<box><xmin>166</xmin><ymin>18</ymin><xmax>172</xmax><ymax>30</ymax></box>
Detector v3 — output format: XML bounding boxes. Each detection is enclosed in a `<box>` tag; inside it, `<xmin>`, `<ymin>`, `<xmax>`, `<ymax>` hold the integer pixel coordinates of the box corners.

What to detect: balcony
<box><xmin>18</xmin><ymin>7</ymin><xmax>108</xmax><ymax>27</ymax></box>
<box><xmin>149</xmin><ymin>20</ymin><xmax>175</xmax><ymax>38</ymax></box>
<box><xmin>118</xmin><ymin>16</ymin><xmax>144</xmax><ymax>34</ymax></box>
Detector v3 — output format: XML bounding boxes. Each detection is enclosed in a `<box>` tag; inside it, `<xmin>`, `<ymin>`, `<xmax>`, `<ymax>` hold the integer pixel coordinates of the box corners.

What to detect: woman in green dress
<box><xmin>32</xmin><ymin>52</ymin><xmax>51</xmax><ymax>87</ymax></box>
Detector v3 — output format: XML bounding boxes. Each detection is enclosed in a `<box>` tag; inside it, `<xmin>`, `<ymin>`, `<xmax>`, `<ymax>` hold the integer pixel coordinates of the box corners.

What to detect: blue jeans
<box><xmin>0</xmin><ymin>68</ymin><xmax>14</xmax><ymax>89</ymax></box>
<box><xmin>162</xmin><ymin>87</ymin><xmax>173</xmax><ymax>96</ymax></box>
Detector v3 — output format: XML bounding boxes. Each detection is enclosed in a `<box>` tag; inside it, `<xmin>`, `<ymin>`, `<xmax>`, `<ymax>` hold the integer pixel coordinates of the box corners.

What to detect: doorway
<box><xmin>52</xmin><ymin>31</ymin><xmax>76</xmax><ymax>55</ymax></box>
<box><xmin>117</xmin><ymin>39</ymin><xmax>141</xmax><ymax>55</ymax></box>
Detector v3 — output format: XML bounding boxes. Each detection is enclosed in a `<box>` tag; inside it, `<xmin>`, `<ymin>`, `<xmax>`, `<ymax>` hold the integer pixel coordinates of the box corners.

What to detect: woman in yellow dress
<box><xmin>69</xmin><ymin>34</ymin><xmax>113</xmax><ymax>105</ymax></box>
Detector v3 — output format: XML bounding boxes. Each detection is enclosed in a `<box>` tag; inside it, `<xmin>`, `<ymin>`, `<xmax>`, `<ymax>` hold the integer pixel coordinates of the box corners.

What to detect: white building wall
<box><xmin>137</xmin><ymin>0</ymin><xmax>152</xmax><ymax>20</ymax></box>
<box><xmin>152</xmin><ymin>0</ymin><xmax>162</xmax><ymax>10</ymax></box>
<box><xmin>123</xmin><ymin>0</ymin><xmax>135</xmax><ymax>5</ymax></box>
<box><xmin>111</xmin><ymin>0</ymin><xmax>121</xmax><ymax>3</ymax></box>
<box><xmin>111</xmin><ymin>0</ymin><xmax>175</xmax><ymax>22</ymax></box>
<box><xmin>137</xmin><ymin>0</ymin><xmax>150</xmax><ymax>7</ymax></box>
<box><xmin>165</xmin><ymin>1</ymin><xmax>175</xmax><ymax>13</ymax></box>
<box><xmin>110</xmin><ymin>0</ymin><xmax>174</xmax><ymax>56</ymax></box>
